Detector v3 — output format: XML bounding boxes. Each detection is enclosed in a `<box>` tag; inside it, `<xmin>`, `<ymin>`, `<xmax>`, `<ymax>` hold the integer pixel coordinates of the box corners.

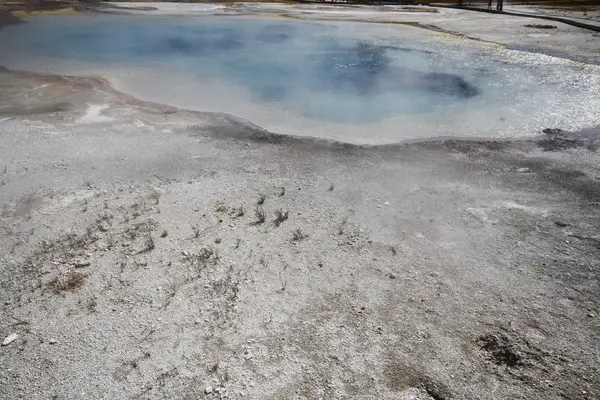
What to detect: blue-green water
<box><xmin>1</xmin><ymin>14</ymin><xmax>599</xmax><ymax>141</ymax></box>
<box><xmin>1</xmin><ymin>16</ymin><xmax>480</xmax><ymax>122</ymax></box>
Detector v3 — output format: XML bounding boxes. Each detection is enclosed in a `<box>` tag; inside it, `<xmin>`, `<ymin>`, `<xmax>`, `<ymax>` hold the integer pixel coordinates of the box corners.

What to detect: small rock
<box><xmin>74</xmin><ymin>261</ymin><xmax>91</xmax><ymax>268</ymax></box>
<box><xmin>554</xmin><ymin>221</ymin><xmax>569</xmax><ymax>227</ymax></box>
<box><xmin>516</xmin><ymin>167</ymin><xmax>530</xmax><ymax>173</ymax></box>
<box><xmin>49</xmin><ymin>339</ymin><xmax>57</xmax><ymax>345</ymax></box>
<box><xmin>2</xmin><ymin>333</ymin><xmax>18</xmax><ymax>346</ymax></box>
<box><xmin>205</xmin><ymin>386</ymin><xmax>213</xmax><ymax>394</ymax></box>
<box><xmin>543</xmin><ymin>128</ymin><xmax>562</xmax><ymax>135</ymax></box>
<box><xmin>389</xmin><ymin>273</ymin><xmax>397</xmax><ymax>279</ymax></box>
<box><xmin>588</xmin><ymin>313</ymin><xmax>596</xmax><ymax>318</ymax></box>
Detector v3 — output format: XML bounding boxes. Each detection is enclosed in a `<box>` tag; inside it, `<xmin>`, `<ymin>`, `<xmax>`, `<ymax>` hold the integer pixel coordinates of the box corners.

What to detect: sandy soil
<box><xmin>0</xmin><ymin>4</ymin><xmax>600</xmax><ymax>400</ymax></box>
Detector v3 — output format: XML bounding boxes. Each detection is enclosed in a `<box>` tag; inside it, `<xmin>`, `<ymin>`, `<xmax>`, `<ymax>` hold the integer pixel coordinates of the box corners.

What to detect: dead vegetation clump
<box><xmin>46</xmin><ymin>270</ymin><xmax>86</xmax><ymax>294</ymax></box>
<box><xmin>253</xmin><ymin>206</ymin><xmax>266</xmax><ymax>225</ymax></box>
<box><xmin>182</xmin><ymin>246</ymin><xmax>220</xmax><ymax>271</ymax></box>
<box><xmin>233</xmin><ymin>206</ymin><xmax>245</xmax><ymax>218</ymax></box>
<box><xmin>274</xmin><ymin>209</ymin><xmax>289</xmax><ymax>227</ymax></box>
<box><xmin>292</xmin><ymin>228</ymin><xmax>308</xmax><ymax>242</ymax></box>
<box><xmin>215</xmin><ymin>202</ymin><xmax>228</xmax><ymax>213</ymax></box>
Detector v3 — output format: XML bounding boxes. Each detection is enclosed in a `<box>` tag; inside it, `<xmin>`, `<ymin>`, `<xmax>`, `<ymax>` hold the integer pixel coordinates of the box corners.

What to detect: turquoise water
<box><xmin>1</xmin><ymin>14</ymin><xmax>599</xmax><ymax>141</ymax></box>
<box><xmin>0</xmin><ymin>16</ymin><xmax>480</xmax><ymax>122</ymax></box>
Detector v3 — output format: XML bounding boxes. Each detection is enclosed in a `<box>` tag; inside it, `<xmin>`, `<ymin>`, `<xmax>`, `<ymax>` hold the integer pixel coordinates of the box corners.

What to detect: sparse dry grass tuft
<box><xmin>274</xmin><ymin>209</ymin><xmax>289</xmax><ymax>227</ymax></box>
<box><xmin>190</xmin><ymin>224</ymin><xmax>201</xmax><ymax>238</ymax></box>
<box><xmin>292</xmin><ymin>228</ymin><xmax>307</xmax><ymax>241</ymax></box>
<box><xmin>137</xmin><ymin>233</ymin><xmax>155</xmax><ymax>253</ymax></box>
<box><xmin>253</xmin><ymin>206</ymin><xmax>266</xmax><ymax>225</ymax></box>
<box><xmin>182</xmin><ymin>246</ymin><xmax>219</xmax><ymax>271</ymax></box>
<box><xmin>47</xmin><ymin>271</ymin><xmax>86</xmax><ymax>294</ymax></box>
<box><xmin>234</xmin><ymin>206</ymin><xmax>245</xmax><ymax>218</ymax></box>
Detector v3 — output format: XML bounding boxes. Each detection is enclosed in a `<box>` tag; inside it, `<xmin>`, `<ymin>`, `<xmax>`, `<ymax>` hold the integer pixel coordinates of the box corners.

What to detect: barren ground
<box><xmin>0</xmin><ymin>4</ymin><xmax>599</xmax><ymax>400</ymax></box>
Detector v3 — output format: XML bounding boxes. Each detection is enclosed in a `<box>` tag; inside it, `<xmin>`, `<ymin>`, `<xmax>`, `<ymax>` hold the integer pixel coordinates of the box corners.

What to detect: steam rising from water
<box><xmin>0</xmin><ymin>14</ymin><xmax>599</xmax><ymax>143</ymax></box>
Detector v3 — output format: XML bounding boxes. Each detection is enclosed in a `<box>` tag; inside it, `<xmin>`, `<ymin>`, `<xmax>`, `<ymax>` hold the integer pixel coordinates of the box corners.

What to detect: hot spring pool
<box><xmin>1</xmin><ymin>13</ymin><xmax>599</xmax><ymax>143</ymax></box>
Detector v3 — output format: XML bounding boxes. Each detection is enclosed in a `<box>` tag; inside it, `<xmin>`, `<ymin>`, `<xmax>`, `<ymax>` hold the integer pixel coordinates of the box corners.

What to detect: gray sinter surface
<box><xmin>0</xmin><ymin>69</ymin><xmax>599</xmax><ymax>400</ymax></box>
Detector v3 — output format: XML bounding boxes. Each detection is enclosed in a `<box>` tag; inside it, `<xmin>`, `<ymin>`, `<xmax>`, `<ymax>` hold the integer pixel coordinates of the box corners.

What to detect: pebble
<box><xmin>588</xmin><ymin>313</ymin><xmax>596</xmax><ymax>318</ymax></box>
<box><xmin>389</xmin><ymin>273</ymin><xmax>397</xmax><ymax>279</ymax></box>
<box><xmin>205</xmin><ymin>386</ymin><xmax>213</xmax><ymax>394</ymax></box>
<box><xmin>49</xmin><ymin>339</ymin><xmax>57</xmax><ymax>345</ymax></box>
<box><xmin>2</xmin><ymin>333</ymin><xmax>18</xmax><ymax>346</ymax></box>
<box><xmin>74</xmin><ymin>261</ymin><xmax>91</xmax><ymax>268</ymax></box>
